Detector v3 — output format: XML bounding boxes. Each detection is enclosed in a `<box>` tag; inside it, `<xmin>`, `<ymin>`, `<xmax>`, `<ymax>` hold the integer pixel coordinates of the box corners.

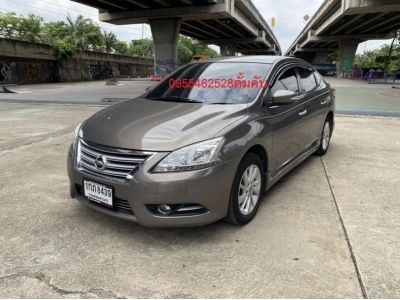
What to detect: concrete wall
<box><xmin>0</xmin><ymin>38</ymin><xmax>153</xmax><ymax>84</ymax></box>
<box><xmin>0</xmin><ymin>59</ymin><xmax>57</xmax><ymax>84</ymax></box>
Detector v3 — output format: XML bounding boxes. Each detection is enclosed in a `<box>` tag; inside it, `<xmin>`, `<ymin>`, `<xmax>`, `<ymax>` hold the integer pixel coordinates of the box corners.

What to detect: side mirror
<box><xmin>272</xmin><ymin>90</ymin><xmax>296</xmax><ymax>104</ymax></box>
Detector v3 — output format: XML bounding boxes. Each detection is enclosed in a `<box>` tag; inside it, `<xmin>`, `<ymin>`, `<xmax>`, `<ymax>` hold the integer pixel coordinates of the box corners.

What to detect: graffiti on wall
<box><xmin>87</xmin><ymin>61</ymin><xmax>140</xmax><ymax>80</ymax></box>
<box><xmin>154</xmin><ymin>58</ymin><xmax>176</xmax><ymax>77</ymax></box>
<box><xmin>15</xmin><ymin>63</ymin><xmax>41</xmax><ymax>79</ymax></box>
<box><xmin>1</xmin><ymin>60</ymin><xmax>149</xmax><ymax>84</ymax></box>
<box><xmin>115</xmin><ymin>63</ymin><xmax>135</xmax><ymax>78</ymax></box>
<box><xmin>87</xmin><ymin>62</ymin><xmax>113</xmax><ymax>80</ymax></box>
<box><xmin>0</xmin><ymin>62</ymin><xmax>12</xmax><ymax>82</ymax></box>
<box><xmin>0</xmin><ymin>61</ymin><xmax>55</xmax><ymax>84</ymax></box>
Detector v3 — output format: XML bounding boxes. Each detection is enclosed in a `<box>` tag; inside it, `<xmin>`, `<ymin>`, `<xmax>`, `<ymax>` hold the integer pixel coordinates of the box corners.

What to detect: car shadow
<box><xmin>72</xmin><ymin>154</ymin><xmax>325</xmax><ymax>246</ymax></box>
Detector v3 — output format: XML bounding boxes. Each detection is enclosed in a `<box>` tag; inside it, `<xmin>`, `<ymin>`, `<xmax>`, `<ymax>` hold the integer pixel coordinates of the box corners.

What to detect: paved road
<box><xmin>0</xmin><ymin>80</ymin><xmax>152</xmax><ymax>105</ymax></box>
<box><xmin>2</xmin><ymin>78</ymin><xmax>400</xmax><ymax>116</ymax></box>
<box><xmin>325</xmin><ymin>78</ymin><xmax>400</xmax><ymax>117</ymax></box>
<box><xmin>0</xmin><ymin>102</ymin><xmax>399</xmax><ymax>298</ymax></box>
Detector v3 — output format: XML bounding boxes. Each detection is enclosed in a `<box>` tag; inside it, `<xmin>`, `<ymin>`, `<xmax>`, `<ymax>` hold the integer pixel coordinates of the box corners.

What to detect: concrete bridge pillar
<box><xmin>337</xmin><ymin>40</ymin><xmax>359</xmax><ymax>78</ymax></box>
<box><xmin>220</xmin><ymin>44</ymin><xmax>237</xmax><ymax>56</ymax></box>
<box><xmin>149</xmin><ymin>18</ymin><xmax>181</xmax><ymax>76</ymax></box>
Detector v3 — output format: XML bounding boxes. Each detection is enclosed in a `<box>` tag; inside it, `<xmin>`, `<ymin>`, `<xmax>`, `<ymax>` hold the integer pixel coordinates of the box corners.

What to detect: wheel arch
<box><xmin>326</xmin><ymin>111</ymin><xmax>334</xmax><ymax>123</ymax></box>
<box><xmin>326</xmin><ymin>110</ymin><xmax>335</xmax><ymax>132</ymax></box>
<box><xmin>244</xmin><ymin>144</ymin><xmax>268</xmax><ymax>173</ymax></box>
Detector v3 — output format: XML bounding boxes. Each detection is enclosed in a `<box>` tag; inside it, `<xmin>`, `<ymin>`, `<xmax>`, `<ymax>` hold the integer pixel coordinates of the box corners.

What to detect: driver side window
<box><xmin>271</xmin><ymin>68</ymin><xmax>299</xmax><ymax>96</ymax></box>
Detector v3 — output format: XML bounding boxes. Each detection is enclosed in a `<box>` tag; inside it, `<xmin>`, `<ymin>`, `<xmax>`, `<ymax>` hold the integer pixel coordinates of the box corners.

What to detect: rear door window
<box><xmin>298</xmin><ymin>67</ymin><xmax>317</xmax><ymax>93</ymax></box>
<box><xmin>314</xmin><ymin>71</ymin><xmax>326</xmax><ymax>88</ymax></box>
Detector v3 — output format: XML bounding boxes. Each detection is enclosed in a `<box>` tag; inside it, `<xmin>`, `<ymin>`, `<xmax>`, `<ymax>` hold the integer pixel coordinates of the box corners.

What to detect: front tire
<box><xmin>315</xmin><ymin>117</ymin><xmax>332</xmax><ymax>156</ymax></box>
<box><xmin>225</xmin><ymin>153</ymin><xmax>265</xmax><ymax>225</ymax></box>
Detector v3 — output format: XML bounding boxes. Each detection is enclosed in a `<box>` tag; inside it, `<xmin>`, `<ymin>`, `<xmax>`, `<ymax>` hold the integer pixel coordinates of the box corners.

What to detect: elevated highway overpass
<box><xmin>286</xmin><ymin>0</ymin><xmax>400</xmax><ymax>76</ymax></box>
<box><xmin>71</xmin><ymin>0</ymin><xmax>281</xmax><ymax>75</ymax></box>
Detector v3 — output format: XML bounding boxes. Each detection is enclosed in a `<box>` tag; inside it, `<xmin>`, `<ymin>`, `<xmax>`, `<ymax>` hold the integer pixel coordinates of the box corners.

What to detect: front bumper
<box><xmin>67</xmin><ymin>145</ymin><xmax>238</xmax><ymax>227</ymax></box>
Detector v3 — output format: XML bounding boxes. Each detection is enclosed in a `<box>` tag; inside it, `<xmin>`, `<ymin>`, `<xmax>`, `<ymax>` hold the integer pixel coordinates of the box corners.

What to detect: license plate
<box><xmin>83</xmin><ymin>180</ymin><xmax>113</xmax><ymax>207</ymax></box>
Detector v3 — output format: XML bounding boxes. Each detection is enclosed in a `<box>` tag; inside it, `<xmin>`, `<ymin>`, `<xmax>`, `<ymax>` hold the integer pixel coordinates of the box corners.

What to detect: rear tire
<box><xmin>315</xmin><ymin>117</ymin><xmax>332</xmax><ymax>156</ymax></box>
<box><xmin>225</xmin><ymin>153</ymin><xmax>265</xmax><ymax>225</ymax></box>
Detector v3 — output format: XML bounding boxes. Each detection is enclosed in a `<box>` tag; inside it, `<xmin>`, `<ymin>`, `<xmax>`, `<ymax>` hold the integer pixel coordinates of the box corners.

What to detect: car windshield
<box><xmin>146</xmin><ymin>62</ymin><xmax>271</xmax><ymax>104</ymax></box>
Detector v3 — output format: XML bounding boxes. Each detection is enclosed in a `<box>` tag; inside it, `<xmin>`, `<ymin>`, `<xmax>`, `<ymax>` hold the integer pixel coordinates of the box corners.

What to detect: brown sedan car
<box><xmin>67</xmin><ymin>56</ymin><xmax>335</xmax><ymax>227</ymax></box>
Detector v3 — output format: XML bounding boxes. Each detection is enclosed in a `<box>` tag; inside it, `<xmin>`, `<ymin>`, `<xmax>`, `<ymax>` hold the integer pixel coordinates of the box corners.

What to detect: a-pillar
<box><xmin>337</xmin><ymin>41</ymin><xmax>359</xmax><ymax>78</ymax></box>
<box><xmin>149</xmin><ymin>18</ymin><xmax>181</xmax><ymax>76</ymax></box>
<box><xmin>220</xmin><ymin>44</ymin><xmax>236</xmax><ymax>56</ymax></box>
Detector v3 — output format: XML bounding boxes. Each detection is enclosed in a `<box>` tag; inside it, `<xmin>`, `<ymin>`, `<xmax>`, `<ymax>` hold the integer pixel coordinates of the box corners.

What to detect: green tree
<box><xmin>0</xmin><ymin>12</ymin><xmax>20</xmax><ymax>39</ymax></box>
<box><xmin>114</xmin><ymin>40</ymin><xmax>129</xmax><ymax>55</ymax></box>
<box><xmin>179</xmin><ymin>35</ymin><xmax>219</xmax><ymax>60</ymax></box>
<box><xmin>85</xmin><ymin>22</ymin><xmax>103</xmax><ymax>51</ymax></box>
<box><xmin>128</xmin><ymin>38</ymin><xmax>154</xmax><ymax>58</ymax></box>
<box><xmin>179</xmin><ymin>36</ymin><xmax>192</xmax><ymax>51</ymax></box>
<box><xmin>355</xmin><ymin>50</ymin><xmax>377</xmax><ymax>68</ymax></box>
<box><xmin>376</xmin><ymin>43</ymin><xmax>400</xmax><ymax>72</ymax></box>
<box><xmin>54</xmin><ymin>39</ymin><xmax>75</xmax><ymax>61</ymax></box>
<box><xmin>103</xmin><ymin>31</ymin><xmax>117</xmax><ymax>53</ymax></box>
<box><xmin>355</xmin><ymin>43</ymin><xmax>400</xmax><ymax>72</ymax></box>
<box><xmin>66</xmin><ymin>14</ymin><xmax>102</xmax><ymax>50</ymax></box>
<box><xmin>178</xmin><ymin>41</ymin><xmax>193</xmax><ymax>64</ymax></box>
<box><xmin>197</xmin><ymin>46</ymin><xmax>219</xmax><ymax>58</ymax></box>
<box><xmin>0</xmin><ymin>11</ymin><xmax>219</xmax><ymax>63</ymax></box>
<box><xmin>42</xmin><ymin>21</ymin><xmax>69</xmax><ymax>45</ymax></box>
<box><xmin>19</xmin><ymin>14</ymin><xmax>43</xmax><ymax>43</ymax></box>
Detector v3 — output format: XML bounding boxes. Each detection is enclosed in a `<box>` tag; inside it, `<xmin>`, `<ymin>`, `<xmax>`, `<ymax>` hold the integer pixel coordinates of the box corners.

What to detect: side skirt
<box><xmin>265</xmin><ymin>138</ymin><xmax>320</xmax><ymax>191</ymax></box>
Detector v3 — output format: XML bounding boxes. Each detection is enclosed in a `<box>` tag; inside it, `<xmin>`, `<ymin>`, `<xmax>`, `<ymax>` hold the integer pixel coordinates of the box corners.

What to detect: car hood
<box><xmin>81</xmin><ymin>97</ymin><xmax>247</xmax><ymax>151</ymax></box>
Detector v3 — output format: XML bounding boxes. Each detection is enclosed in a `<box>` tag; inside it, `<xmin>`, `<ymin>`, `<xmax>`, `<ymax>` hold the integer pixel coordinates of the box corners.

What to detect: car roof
<box><xmin>193</xmin><ymin>55</ymin><xmax>314</xmax><ymax>70</ymax></box>
<box><xmin>198</xmin><ymin>55</ymin><xmax>287</xmax><ymax>64</ymax></box>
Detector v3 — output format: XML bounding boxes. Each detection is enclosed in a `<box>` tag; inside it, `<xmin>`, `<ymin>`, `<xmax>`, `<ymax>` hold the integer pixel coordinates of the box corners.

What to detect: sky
<box><xmin>0</xmin><ymin>0</ymin><xmax>391</xmax><ymax>54</ymax></box>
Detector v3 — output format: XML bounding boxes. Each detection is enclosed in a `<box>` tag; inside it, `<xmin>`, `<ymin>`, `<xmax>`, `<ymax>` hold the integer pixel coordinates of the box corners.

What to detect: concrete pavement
<box><xmin>322</xmin><ymin>116</ymin><xmax>400</xmax><ymax>298</ymax></box>
<box><xmin>0</xmin><ymin>102</ymin><xmax>399</xmax><ymax>298</ymax></box>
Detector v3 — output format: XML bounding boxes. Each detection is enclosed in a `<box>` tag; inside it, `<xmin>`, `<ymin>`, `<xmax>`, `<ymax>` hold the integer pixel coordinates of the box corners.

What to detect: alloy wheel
<box><xmin>322</xmin><ymin>122</ymin><xmax>331</xmax><ymax>151</ymax></box>
<box><xmin>238</xmin><ymin>164</ymin><xmax>262</xmax><ymax>215</ymax></box>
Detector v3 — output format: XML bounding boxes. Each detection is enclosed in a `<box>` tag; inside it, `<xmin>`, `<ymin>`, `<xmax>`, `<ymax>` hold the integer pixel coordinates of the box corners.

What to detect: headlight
<box><xmin>74</xmin><ymin>123</ymin><xmax>82</xmax><ymax>140</ymax></box>
<box><xmin>72</xmin><ymin>122</ymin><xmax>83</xmax><ymax>153</ymax></box>
<box><xmin>153</xmin><ymin>137</ymin><xmax>224</xmax><ymax>172</ymax></box>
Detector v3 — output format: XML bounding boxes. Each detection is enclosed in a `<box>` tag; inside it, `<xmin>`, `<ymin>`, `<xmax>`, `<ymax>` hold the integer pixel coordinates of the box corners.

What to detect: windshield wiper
<box><xmin>147</xmin><ymin>96</ymin><xmax>203</xmax><ymax>103</ymax></box>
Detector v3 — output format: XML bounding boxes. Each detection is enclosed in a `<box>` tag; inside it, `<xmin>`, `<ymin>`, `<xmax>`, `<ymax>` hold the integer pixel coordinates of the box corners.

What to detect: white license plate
<box><xmin>83</xmin><ymin>180</ymin><xmax>113</xmax><ymax>207</ymax></box>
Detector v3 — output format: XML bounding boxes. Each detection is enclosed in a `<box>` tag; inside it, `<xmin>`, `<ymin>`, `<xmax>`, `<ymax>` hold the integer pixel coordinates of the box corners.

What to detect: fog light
<box><xmin>157</xmin><ymin>204</ymin><xmax>172</xmax><ymax>215</ymax></box>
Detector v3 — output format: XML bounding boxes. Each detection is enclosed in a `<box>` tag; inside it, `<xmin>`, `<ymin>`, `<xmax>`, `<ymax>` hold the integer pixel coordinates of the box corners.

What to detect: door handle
<box><xmin>292</xmin><ymin>94</ymin><xmax>305</xmax><ymax>101</ymax></box>
<box><xmin>298</xmin><ymin>108</ymin><xmax>308</xmax><ymax>116</ymax></box>
<box><xmin>320</xmin><ymin>99</ymin><xmax>327</xmax><ymax>105</ymax></box>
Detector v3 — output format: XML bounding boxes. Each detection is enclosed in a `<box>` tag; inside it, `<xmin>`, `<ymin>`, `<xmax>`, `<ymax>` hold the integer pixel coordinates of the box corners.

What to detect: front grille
<box><xmin>77</xmin><ymin>139</ymin><xmax>153</xmax><ymax>182</ymax></box>
<box><xmin>76</xmin><ymin>185</ymin><xmax>134</xmax><ymax>215</ymax></box>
